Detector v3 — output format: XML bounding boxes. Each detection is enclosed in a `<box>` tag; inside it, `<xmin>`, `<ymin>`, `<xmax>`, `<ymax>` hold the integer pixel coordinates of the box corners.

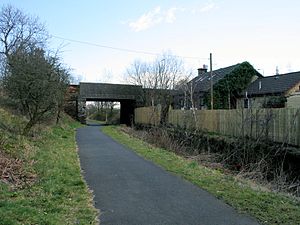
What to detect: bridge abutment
<box><xmin>120</xmin><ymin>100</ymin><xmax>135</xmax><ymax>126</ymax></box>
<box><xmin>78</xmin><ymin>99</ymin><xmax>87</xmax><ymax>124</ymax></box>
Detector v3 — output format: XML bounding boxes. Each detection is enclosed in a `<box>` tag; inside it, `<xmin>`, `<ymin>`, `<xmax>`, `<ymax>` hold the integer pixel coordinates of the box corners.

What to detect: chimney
<box><xmin>197</xmin><ymin>64</ymin><xmax>208</xmax><ymax>76</ymax></box>
<box><xmin>276</xmin><ymin>66</ymin><xmax>279</xmax><ymax>75</ymax></box>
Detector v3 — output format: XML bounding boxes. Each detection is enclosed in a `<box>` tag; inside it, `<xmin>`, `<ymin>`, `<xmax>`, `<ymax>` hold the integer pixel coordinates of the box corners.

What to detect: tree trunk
<box><xmin>23</xmin><ymin>119</ymin><xmax>36</xmax><ymax>136</ymax></box>
<box><xmin>56</xmin><ymin>109</ymin><xmax>61</xmax><ymax>125</ymax></box>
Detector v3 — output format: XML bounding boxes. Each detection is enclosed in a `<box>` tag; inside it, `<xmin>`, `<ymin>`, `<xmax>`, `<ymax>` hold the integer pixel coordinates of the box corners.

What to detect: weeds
<box><xmin>0</xmin><ymin>108</ymin><xmax>37</xmax><ymax>188</ymax></box>
<box><xmin>125</xmin><ymin>125</ymin><xmax>300</xmax><ymax>196</ymax></box>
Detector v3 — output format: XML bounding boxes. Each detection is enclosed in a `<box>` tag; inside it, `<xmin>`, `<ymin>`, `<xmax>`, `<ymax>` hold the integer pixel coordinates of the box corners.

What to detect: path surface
<box><xmin>77</xmin><ymin>124</ymin><xmax>259</xmax><ymax>225</ymax></box>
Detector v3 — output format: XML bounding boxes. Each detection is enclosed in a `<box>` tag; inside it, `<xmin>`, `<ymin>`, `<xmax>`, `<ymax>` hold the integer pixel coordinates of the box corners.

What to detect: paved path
<box><xmin>77</xmin><ymin>124</ymin><xmax>259</xmax><ymax>225</ymax></box>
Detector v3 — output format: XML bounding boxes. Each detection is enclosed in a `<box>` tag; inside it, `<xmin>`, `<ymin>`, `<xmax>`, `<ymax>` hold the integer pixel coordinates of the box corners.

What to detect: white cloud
<box><xmin>128</xmin><ymin>6</ymin><xmax>182</xmax><ymax>32</ymax></box>
<box><xmin>126</xmin><ymin>3</ymin><xmax>217</xmax><ymax>32</ymax></box>
<box><xmin>191</xmin><ymin>2</ymin><xmax>217</xmax><ymax>14</ymax></box>
<box><xmin>129</xmin><ymin>6</ymin><xmax>162</xmax><ymax>32</ymax></box>
<box><xmin>165</xmin><ymin>7</ymin><xmax>178</xmax><ymax>23</ymax></box>
<box><xmin>200</xmin><ymin>2</ymin><xmax>216</xmax><ymax>12</ymax></box>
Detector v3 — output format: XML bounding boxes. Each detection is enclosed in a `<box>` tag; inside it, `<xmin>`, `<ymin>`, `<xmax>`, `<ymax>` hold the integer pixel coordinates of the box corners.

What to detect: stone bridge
<box><xmin>65</xmin><ymin>82</ymin><xmax>144</xmax><ymax>125</ymax></box>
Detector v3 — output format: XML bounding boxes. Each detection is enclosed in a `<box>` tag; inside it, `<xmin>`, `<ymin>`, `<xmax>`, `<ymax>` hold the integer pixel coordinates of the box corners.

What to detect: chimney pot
<box><xmin>197</xmin><ymin>65</ymin><xmax>208</xmax><ymax>76</ymax></box>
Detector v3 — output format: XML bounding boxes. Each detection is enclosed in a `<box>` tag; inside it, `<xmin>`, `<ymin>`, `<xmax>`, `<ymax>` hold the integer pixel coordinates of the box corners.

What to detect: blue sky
<box><xmin>1</xmin><ymin>0</ymin><xmax>300</xmax><ymax>83</ymax></box>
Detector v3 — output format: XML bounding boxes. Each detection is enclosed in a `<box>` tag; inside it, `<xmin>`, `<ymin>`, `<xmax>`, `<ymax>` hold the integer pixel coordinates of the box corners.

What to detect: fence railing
<box><xmin>135</xmin><ymin>107</ymin><xmax>300</xmax><ymax>146</ymax></box>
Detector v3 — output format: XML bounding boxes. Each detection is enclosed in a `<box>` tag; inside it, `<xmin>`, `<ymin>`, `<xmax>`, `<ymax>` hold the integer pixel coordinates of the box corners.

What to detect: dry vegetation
<box><xmin>121</xmin><ymin>125</ymin><xmax>300</xmax><ymax>196</ymax></box>
<box><xmin>0</xmin><ymin>108</ymin><xmax>36</xmax><ymax>189</ymax></box>
<box><xmin>0</xmin><ymin>151</ymin><xmax>36</xmax><ymax>189</ymax></box>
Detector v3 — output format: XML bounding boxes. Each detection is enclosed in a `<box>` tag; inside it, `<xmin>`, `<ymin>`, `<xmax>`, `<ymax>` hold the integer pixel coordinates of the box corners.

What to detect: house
<box><xmin>237</xmin><ymin>71</ymin><xmax>300</xmax><ymax>108</ymax></box>
<box><xmin>287</xmin><ymin>92</ymin><xmax>300</xmax><ymax>108</ymax></box>
<box><xmin>173</xmin><ymin>62</ymin><xmax>261</xmax><ymax>109</ymax></box>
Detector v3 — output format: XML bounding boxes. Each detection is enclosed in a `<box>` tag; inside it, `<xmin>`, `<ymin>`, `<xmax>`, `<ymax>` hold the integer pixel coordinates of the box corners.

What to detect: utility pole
<box><xmin>210</xmin><ymin>53</ymin><xmax>213</xmax><ymax>110</ymax></box>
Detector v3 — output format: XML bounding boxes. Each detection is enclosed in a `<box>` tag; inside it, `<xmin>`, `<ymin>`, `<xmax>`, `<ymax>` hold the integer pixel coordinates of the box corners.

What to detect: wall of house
<box><xmin>287</xmin><ymin>93</ymin><xmax>300</xmax><ymax>108</ymax></box>
<box><xmin>237</xmin><ymin>96</ymin><xmax>269</xmax><ymax>109</ymax></box>
<box><xmin>236</xmin><ymin>80</ymin><xmax>300</xmax><ymax>109</ymax></box>
<box><xmin>286</xmin><ymin>81</ymin><xmax>300</xmax><ymax>96</ymax></box>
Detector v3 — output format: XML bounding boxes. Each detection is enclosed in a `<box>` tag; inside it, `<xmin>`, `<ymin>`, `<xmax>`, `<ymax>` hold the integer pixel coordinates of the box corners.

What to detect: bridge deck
<box><xmin>79</xmin><ymin>82</ymin><xmax>143</xmax><ymax>101</ymax></box>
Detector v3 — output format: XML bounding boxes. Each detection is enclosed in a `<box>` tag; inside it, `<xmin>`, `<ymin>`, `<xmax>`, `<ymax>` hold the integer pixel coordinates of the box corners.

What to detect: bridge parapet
<box><xmin>79</xmin><ymin>82</ymin><xmax>143</xmax><ymax>102</ymax></box>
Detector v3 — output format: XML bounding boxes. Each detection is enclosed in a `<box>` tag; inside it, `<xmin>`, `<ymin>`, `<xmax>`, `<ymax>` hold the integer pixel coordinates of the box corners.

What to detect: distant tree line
<box><xmin>86</xmin><ymin>101</ymin><xmax>120</xmax><ymax>124</ymax></box>
<box><xmin>0</xmin><ymin>5</ymin><xmax>70</xmax><ymax>135</ymax></box>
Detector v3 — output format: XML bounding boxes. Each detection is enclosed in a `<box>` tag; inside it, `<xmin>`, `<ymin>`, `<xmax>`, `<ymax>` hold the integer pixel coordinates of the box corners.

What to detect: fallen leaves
<box><xmin>0</xmin><ymin>151</ymin><xmax>36</xmax><ymax>189</ymax></box>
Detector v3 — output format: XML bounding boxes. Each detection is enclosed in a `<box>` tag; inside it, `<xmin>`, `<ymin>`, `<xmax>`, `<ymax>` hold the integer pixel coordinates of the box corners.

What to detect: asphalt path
<box><xmin>77</xmin><ymin>124</ymin><xmax>259</xmax><ymax>225</ymax></box>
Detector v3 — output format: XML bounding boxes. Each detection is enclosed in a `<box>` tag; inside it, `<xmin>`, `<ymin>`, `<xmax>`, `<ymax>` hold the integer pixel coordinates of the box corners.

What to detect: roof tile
<box><xmin>244</xmin><ymin>71</ymin><xmax>300</xmax><ymax>96</ymax></box>
<box><xmin>190</xmin><ymin>64</ymin><xmax>240</xmax><ymax>92</ymax></box>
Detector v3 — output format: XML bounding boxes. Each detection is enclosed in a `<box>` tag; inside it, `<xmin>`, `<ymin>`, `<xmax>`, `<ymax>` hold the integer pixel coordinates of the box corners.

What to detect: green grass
<box><xmin>86</xmin><ymin>119</ymin><xmax>106</xmax><ymax>125</ymax></box>
<box><xmin>0</xmin><ymin>116</ymin><xmax>98</xmax><ymax>225</ymax></box>
<box><xmin>102</xmin><ymin>126</ymin><xmax>300</xmax><ymax>225</ymax></box>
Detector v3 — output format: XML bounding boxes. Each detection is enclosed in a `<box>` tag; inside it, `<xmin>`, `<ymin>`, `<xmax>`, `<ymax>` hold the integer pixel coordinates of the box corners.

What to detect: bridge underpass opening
<box><xmin>78</xmin><ymin>82</ymin><xmax>144</xmax><ymax>126</ymax></box>
<box><xmin>86</xmin><ymin>101</ymin><xmax>120</xmax><ymax>124</ymax></box>
<box><xmin>85</xmin><ymin>99</ymin><xmax>135</xmax><ymax>125</ymax></box>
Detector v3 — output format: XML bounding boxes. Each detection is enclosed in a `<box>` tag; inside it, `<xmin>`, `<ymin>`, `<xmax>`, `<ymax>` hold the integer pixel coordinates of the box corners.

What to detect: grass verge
<box><xmin>102</xmin><ymin>125</ymin><xmax>300</xmax><ymax>225</ymax></box>
<box><xmin>0</xmin><ymin>115</ymin><xmax>98</xmax><ymax>225</ymax></box>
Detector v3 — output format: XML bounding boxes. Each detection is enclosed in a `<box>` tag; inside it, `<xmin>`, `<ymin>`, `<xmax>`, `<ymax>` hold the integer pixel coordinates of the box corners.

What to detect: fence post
<box><xmin>134</xmin><ymin>107</ymin><xmax>300</xmax><ymax>146</ymax></box>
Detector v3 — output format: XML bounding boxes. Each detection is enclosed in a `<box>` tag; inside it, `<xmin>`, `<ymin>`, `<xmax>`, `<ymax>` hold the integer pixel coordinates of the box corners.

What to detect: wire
<box><xmin>51</xmin><ymin>35</ymin><xmax>209</xmax><ymax>60</ymax></box>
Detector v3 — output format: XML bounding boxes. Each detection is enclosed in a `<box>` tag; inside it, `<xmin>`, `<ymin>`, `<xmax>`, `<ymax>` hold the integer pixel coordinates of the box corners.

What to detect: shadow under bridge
<box><xmin>78</xmin><ymin>82</ymin><xmax>144</xmax><ymax>125</ymax></box>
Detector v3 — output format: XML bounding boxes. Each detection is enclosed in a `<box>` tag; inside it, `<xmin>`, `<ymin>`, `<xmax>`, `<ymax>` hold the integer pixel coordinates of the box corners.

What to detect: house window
<box><xmin>199</xmin><ymin>98</ymin><xmax>204</xmax><ymax>106</ymax></box>
<box><xmin>180</xmin><ymin>100</ymin><xmax>184</xmax><ymax>108</ymax></box>
<box><xmin>244</xmin><ymin>98</ymin><xmax>250</xmax><ymax>108</ymax></box>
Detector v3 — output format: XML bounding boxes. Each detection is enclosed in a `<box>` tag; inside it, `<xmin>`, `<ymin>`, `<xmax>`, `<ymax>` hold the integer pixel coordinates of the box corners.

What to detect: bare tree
<box><xmin>127</xmin><ymin>52</ymin><xmax>185</xmax><ymax>124</ymax></box>
<box><xmin>126</xmin><ymin>52</ymin><xmax>185</xmax><ymax>91</ymax></box>
<box><xmin>176</xmin><ymin>72</ymin><xmax>199</xmax><ymax>125</ymax></box>
<box><xmin>126</xmin><ymin>59</ymin><xmax>157</xmax><ymax>106</ymax></box>
<box><xmin>126</xmin><ymin>60</ymin><xmax>150</xmax><ymax>88</ymax></box>
<box><xmin>0</xmin><ymin>5</ymin><xmax>47</xmax><ymax>58</ymax></box>
<box><xmin>152</xmin><ymin>52</ymin><xmax>185</xmax><ymax>90</ymax></box>
<box><xmin>126</xmin><ymin>52</ymin><xmax>186</xmax><ymax>124</ymax></box>
<box><xmin>0</xmin><ymin>4</ymin><xmax>48</xmax><ymax>85</ymax></box>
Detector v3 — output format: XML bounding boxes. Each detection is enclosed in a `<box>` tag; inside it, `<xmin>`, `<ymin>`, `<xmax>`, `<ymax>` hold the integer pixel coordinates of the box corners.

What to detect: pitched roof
<box><xmin>190</xmin><ymin>64</ymin><xmax>240</xmax><ymax>92</ymax></box>
<box><xmin>243</xmin><ymin>71</ymin><xmax>300</xmax><ymax>96</ymax></box>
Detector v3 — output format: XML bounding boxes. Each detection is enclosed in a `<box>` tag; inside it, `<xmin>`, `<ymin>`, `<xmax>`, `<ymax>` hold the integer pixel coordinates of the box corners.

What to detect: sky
<box><xmin>1</xmin><ymin>0</ymin><xmax>300</xmax><ymax>84</ymax></box>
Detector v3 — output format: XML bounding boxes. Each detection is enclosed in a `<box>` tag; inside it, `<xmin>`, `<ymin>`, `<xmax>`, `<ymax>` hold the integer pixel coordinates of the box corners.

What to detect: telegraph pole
<box><xmin>210</xmin><ymin>53</ymin><xmax>213</xmax><ymax>110</ymax></box>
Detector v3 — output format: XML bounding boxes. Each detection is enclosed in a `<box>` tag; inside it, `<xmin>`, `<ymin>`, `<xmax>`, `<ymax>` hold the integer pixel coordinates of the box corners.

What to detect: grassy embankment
<box><xmin>103</xmin><ymin>126</ymin><xmax>300</xmax><ymax>225</ymax></box>
<box><xmin>0</xmin><ymin>108</ymin><xmax>98</xmax><ymax>225</ymax></box>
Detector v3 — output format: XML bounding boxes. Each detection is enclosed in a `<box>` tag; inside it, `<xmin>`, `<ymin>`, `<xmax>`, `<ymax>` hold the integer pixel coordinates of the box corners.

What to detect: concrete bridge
<box><xmin>65</xmin><ymin>82</ymin><xmax>144</xmax><ymax>125</ymax></box>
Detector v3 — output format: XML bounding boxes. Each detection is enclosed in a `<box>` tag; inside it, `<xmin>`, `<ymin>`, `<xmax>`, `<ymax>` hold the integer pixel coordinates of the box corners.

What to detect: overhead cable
<box><xmin>51</xmin><ymin>35</ymin><xmax>208</xmax><ymax>60</ymax></box>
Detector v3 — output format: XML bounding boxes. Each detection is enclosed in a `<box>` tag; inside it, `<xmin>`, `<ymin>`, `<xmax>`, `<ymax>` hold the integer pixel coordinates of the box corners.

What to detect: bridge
<box><xmin>65</xmin><ymin>82</ymin><xmax>144</xmax><ymax>125</ymax></box>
